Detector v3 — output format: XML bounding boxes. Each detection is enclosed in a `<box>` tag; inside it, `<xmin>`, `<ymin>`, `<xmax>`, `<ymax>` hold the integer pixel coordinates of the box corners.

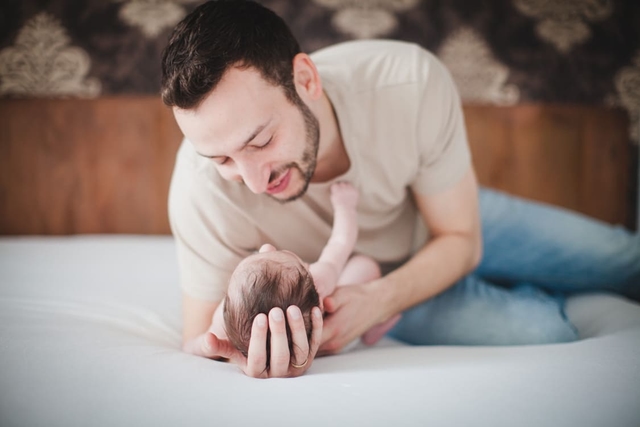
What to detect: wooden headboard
<box><xmin>0</xmin><ymin>98</ymin><xmax>635</xmax><ymax>234</ymax></box>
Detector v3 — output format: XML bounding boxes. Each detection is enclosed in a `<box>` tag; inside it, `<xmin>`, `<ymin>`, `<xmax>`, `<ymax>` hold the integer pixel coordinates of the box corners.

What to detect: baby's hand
<box><xmin>330</xmin><ymin>182</ymin><xmax>358</xmax><ymax>210</ymax></box>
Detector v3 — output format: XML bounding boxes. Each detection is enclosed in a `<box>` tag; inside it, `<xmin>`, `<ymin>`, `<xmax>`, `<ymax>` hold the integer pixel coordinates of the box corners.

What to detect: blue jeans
<box><xmin>388</xmin><ymin>188</ymin><xmax>640</xmax><ymax>346</ymax></box>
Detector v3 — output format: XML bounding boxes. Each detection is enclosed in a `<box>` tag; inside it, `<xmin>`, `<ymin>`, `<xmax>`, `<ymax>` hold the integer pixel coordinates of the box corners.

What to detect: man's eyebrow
<box><xmin>196</xmin><ymin>120</ymin><xmax>271</xmax><ymax>159</ymax></box>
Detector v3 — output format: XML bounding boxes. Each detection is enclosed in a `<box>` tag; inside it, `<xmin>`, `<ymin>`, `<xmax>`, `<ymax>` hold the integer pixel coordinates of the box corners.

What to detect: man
<box><xmin>162</xmin><ymin>0</ymin><xmax>640</xmax><ymax>378</ymax></box>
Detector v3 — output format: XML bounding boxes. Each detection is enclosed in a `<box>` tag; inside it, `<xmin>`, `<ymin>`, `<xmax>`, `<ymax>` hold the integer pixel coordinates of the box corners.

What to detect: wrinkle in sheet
<box><xmin>0</xmin><ymin>297</ymin><xmax>181</xmax><ymax>347</ymax></box>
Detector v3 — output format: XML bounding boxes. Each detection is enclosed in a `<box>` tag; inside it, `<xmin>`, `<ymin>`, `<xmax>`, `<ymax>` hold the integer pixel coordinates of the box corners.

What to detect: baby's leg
<box><xmin>338</xmin><ymin>254</ymin><xmax>381</xmax><ymax>286</ymax></box>
<box><xmin>338</xmin><ymin>255</ymin><xmax>401</xmax><ymax>346</ymax></box>
<box><xmin>361</xmin><ymin>315</ymin><xmax>401</xmax><ymax>346</ymax></box>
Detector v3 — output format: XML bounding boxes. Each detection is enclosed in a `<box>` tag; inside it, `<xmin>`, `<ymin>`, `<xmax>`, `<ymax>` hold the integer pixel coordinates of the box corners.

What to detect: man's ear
<box><xmin>292</xmin><ymin>53</ymin><xmax>323</xmax><ymax>101</ymax></box>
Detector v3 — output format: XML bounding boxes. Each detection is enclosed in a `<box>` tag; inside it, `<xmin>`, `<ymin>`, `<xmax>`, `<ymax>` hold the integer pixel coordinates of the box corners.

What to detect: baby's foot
<box><xmin>361</xmin><ymin>314</ymin><xmax>401</xmax><ymax>346</ymax></box>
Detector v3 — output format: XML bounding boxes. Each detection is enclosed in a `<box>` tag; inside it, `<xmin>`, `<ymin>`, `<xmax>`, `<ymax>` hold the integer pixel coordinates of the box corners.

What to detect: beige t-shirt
<box><xmin>169</xmin><ymin>40</ymin><xmax>471</xmax><ymax>302</ymax></box>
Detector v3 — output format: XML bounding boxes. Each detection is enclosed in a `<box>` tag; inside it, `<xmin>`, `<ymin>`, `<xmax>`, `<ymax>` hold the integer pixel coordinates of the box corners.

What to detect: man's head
<box><xmin>161</xmin><ymin>0</ymin><xmax>299</xmax><ymax>109</ymax></box>
<box><xmin>223</xmin><ymin>244</ymin><xmax>319</xmax><ymax>367</ymax></box>
<box><xmin>162</xmin><ymin>0</ymin><xmax>322</xmax><ymax>202</ymax></box>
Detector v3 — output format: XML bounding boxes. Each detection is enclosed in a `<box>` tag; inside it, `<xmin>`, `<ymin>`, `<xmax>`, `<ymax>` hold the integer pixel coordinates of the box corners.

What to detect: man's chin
<box><xmin>268</xmin><ymin>180</ymin><xmax>309</xmax><ymax>204</ymax></box>
<box><xmin>269</xmin><ymin>188</ymin><xmax>306</xmax><ymax>204</ymax></box>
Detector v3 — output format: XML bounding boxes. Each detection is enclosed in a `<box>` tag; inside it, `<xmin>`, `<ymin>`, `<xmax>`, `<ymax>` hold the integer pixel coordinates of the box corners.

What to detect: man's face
<box><xmin>173</xmin><ymin>66</ymin><xmax>320</xmax><ymax>203</ymax></box>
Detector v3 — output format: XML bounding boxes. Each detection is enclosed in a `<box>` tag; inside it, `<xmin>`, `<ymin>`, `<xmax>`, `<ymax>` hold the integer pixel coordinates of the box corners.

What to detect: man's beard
<box><xmin>268</xmin><ymin>98</ymin><xmax>320</xmax><ymax>204</ymax></box>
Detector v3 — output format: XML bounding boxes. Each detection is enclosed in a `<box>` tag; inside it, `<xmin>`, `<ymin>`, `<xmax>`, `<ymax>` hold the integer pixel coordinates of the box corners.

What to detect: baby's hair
<box><xmin>223</xmin><ymin>260</ymin><xmax>319</xmax><ymax>368</ymax></box>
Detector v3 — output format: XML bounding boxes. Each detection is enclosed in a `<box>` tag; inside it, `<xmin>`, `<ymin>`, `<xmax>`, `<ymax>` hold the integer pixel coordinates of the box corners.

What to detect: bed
<box><xmin>1</xmin><ymin>235</ymin><xmax>639</xmax><ymax>427</ymax></box>
<box><xmin>0</xmin><ymin>99</ymin><xmax>639</xmax><ymax>426</ymax></box>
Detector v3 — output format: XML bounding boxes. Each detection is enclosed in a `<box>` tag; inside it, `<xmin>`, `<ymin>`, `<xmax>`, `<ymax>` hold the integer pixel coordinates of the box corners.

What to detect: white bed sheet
<box><xmin>1</xmin><ymin>236</ymin><xmax>639</xmax><ymax>427</ymax></box>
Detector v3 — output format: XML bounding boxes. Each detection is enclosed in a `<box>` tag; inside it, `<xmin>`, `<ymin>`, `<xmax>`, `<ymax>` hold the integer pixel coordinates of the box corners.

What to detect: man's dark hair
<box><xmin>161</xmin><ymin>0</ymin><xmax>301</xmax><ymax>109</ymax></box>
<box><xmin>223</xmin><ymin>261</ymin><xmax>319</xmax><ymax>369</ymax></box>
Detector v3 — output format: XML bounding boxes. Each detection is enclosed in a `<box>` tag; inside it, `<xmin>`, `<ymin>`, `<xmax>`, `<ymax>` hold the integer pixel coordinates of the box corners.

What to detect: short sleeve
<box><xmin>168</xmin><ymin>141</ymin><xmax>260</xmax><ymax>302</ymax></box>
<box><xmin>411</xmin><ymin>53</ymin><xmax>471</xmax><ymax>195</ymax></box>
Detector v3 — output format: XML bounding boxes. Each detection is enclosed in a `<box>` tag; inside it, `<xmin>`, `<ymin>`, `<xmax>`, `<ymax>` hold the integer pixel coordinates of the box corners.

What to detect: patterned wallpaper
<box><xmin>1</xmin><ymin>0</ymin><xmax>639</xmax><ymax>140</ymax></box>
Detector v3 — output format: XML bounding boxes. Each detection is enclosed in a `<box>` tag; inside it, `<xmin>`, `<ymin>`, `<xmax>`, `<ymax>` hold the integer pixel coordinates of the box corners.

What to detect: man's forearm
<box><xmin>371</xmin><ymin>231</ymin><xmax>482</xmax><ymax>323</ymax></box>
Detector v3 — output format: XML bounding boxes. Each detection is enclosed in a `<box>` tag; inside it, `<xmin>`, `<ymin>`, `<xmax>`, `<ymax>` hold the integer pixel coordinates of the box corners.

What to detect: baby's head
<box><xmin>223</xmin><ymin>244</ymin><xmax>319</xmax><ymax>367</ymax></box>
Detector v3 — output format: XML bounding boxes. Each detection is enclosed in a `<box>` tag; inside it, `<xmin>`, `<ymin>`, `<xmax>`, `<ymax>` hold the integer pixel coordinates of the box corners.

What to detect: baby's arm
<box><xmin>309</xmin><ymin>182</ymin><xmax>359</xmax><ymax>298</ymax></box>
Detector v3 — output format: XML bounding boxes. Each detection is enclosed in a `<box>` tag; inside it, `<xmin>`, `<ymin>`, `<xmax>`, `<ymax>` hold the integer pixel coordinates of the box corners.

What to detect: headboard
<box><xmin>0</xmin><ymin>98</ymin><xmax>635</xmax><ymax>234</ymax></box>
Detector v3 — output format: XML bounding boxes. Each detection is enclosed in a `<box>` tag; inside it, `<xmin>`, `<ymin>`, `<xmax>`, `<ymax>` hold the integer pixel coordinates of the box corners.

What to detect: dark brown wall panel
<box><xmin>0</xmin><ymin>97</ymin><xmax>183</xmax><ymax>234</ymax></box>
<box><xmin>0</xmin><ymin>98</ymin><xmax>634</xmax><ymax>235</ymax></box>
<box><xmin>465</xmin><ymin>104</ymin><xmax>633</xmax><ymax>228</ymax></box>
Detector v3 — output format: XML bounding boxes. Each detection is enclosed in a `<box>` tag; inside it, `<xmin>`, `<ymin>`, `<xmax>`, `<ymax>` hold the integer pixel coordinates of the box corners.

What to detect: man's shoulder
<box><xmin>170</xmin><ymin>139</ymin><xmax>256</xmax><ymax>210</ymax></box>
<box><xmin>172</xmin><ymin>139</ymin><xmax>222</xmax><ymax>189</ymax></box>
<box><xmin>310</xmin><ymin>39</ymin><xmax>424</xmax><ymax>60</ymax></box>
<box><xmin>311</xmin><ymin>40</ymin><xmax>438</xmax><ymax>89</ymax></box>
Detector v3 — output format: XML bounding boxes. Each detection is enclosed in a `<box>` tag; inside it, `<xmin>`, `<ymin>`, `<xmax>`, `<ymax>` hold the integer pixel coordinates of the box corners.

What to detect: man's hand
<box><xmin>320</xmin><ymin>282</ymin><xmax>384</xmax><ymax>354</ymax></box>
<box><xmin>183</xmin><ymin>305</ymin><xmax>323</xmax><ymax>378</ymax></box>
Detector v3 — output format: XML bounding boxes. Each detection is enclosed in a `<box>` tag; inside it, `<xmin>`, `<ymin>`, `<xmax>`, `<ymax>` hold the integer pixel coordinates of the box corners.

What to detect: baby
<box><xmin>211</xmin><ymin>182</ymin><xmax>400</xmax><ymax>366</ymax></box>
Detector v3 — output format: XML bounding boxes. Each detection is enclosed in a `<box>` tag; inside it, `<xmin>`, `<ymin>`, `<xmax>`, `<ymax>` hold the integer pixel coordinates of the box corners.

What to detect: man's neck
<box><xmin>311</xmin><ymin>91</ymin><xmax>350</xmax><ymax>183</ymax></box>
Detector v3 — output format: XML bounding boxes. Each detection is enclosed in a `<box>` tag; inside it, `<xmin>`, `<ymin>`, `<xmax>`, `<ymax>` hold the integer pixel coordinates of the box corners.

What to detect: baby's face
<box><xmin>228</xmin><ymin>244</ymin><xmax>310</xmax><ymax>295</ymax></box>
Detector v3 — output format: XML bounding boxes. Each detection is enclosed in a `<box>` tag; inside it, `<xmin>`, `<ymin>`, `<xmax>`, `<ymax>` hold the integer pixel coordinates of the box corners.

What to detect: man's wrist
<box><xmin>367</xmin><ymin>275</ymin><xmax>399</xmax><ymax>325</ymax></box>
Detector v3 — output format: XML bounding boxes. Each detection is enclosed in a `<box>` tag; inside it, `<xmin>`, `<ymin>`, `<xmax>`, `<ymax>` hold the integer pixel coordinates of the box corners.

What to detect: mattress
<box><xmin>1</xmin><ymin>236</ymin><xmax>639</xmax><ymax>427</ymax></box>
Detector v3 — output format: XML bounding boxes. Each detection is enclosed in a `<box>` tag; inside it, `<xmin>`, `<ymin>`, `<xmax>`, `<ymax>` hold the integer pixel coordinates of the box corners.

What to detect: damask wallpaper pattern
<box><xmin>1</xmin><ymin>0</ymin><xmax>639</xmax><ymax>139</ymax></box>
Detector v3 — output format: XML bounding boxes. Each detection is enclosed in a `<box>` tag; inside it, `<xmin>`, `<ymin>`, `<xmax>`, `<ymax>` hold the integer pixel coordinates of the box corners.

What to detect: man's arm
<box><xmin>320</xmin><ymin>167</ymin><xmax>482</xmax><ymax>353</ymax></box>
<box><xmin>309</xmin><ymin>182</ymin><xmax>359</xmax><ymax>298</ymax></box>
<box><xmin>182</xmin><ymin>293</ymin><xmax>219</xmax><ymax>346</ymax></box>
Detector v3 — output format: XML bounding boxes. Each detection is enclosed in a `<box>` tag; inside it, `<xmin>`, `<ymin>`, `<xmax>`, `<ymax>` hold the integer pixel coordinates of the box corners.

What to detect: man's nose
<box><xmin>238</xmin><ymin>161</ymin><xmax>269</xmax><ymax>194</ymax></box>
